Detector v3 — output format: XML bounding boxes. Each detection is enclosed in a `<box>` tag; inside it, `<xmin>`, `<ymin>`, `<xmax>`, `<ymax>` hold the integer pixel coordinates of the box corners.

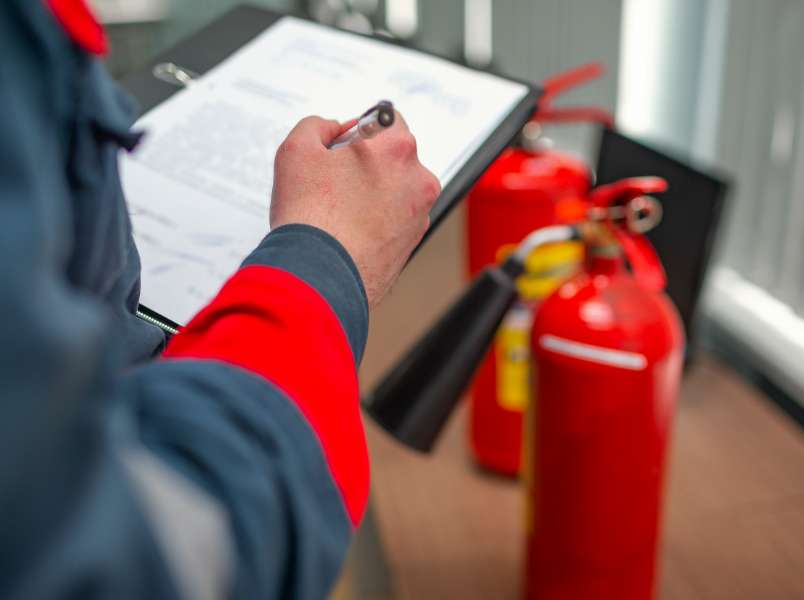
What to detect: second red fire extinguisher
<box><xmin>467</xmin><ymin>63</ymin><xmax>614</xmax><ymax>476</ymax></box>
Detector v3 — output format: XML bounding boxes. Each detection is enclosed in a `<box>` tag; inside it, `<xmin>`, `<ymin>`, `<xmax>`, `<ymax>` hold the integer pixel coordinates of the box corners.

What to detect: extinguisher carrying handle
<box><xmin>532</xmin><ymin>62</ymin><xmax>615</xmax><ymax>128</ymax></box>
<box><xmin>541</xmin><ymin>62</ymin><xmax>606</xmax><ymax>104</ymax></box>
<box><xmin>589</xmin><ymin>177</ymin><xmax>669</xmax><ymax>292</ymax></box>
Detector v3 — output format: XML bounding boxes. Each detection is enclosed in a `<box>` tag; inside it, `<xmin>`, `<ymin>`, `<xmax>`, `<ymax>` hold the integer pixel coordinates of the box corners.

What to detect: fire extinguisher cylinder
<box><xmin>363</xmin><ymin>225</ymin><xmax>577</xmax><ymax>452</ymax></box>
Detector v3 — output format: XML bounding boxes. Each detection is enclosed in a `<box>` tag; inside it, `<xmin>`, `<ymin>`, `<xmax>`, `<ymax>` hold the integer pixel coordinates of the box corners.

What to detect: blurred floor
<box><xmin>334</xmin><ymin>204</ymin><xmax>804</xmax><ymax>600</ymax></box>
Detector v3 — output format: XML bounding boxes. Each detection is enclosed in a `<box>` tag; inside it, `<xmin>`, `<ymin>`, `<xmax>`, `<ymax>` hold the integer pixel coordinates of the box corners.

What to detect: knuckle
<box><xmin>301</xmin><ymin>115</ymin><xmax>322</xmax><ymax>126</ymax></box>
<box><xmin>276</xmin><ymin>138</ymin><xmax>297</xmax><ymax>157</ymax></box>
<box><xmin>390</xmin><ymin>134</ymin><xmax>417</xmax><ymax>160</ymax></box>
<box><xmin>411</xmin><ymin>166</ymin><xmax>440</xmax><ymax>209</ymax></box>
<box><xmin>405</xmin><ymin>134</ymin><xmax>418</xmax><ymax>156</ymax></box>
<box><xmin>293</xmin><ymin>115</ymin><xmax>322</xmax><ymax>135</ymax></box>
<box><xmin>423</xmin><ymin>172</ymin><xmax>441</xmax><ymax>203</ymax></box>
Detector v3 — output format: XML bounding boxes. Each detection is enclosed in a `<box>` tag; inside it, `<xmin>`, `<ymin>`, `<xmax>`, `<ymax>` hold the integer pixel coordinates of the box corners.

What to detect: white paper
<box><xmin>121</xmin><ymin>16</ymin><xmax>529</xmax><ymax>325</ymax></box>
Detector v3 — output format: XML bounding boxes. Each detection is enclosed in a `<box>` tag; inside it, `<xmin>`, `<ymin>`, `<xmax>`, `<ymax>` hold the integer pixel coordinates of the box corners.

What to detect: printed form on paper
<box><xmin>121</xmin><ymin>16</ymin><xmax>530</xmax><ymax>325</ymax></box>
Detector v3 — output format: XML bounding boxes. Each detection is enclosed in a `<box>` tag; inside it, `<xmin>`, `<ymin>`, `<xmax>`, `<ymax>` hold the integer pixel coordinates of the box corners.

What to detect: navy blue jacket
<box><xmin>0</xmin><ymin>2</ymin><xmax>370</xmax><ymax>598</ymax></box>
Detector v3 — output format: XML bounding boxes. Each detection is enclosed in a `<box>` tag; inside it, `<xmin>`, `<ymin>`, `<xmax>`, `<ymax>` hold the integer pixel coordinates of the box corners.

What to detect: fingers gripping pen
<box><xmin>329</xmin><ymin>100</ymin><xmax>395</xmax><ymax>149</ymax></box>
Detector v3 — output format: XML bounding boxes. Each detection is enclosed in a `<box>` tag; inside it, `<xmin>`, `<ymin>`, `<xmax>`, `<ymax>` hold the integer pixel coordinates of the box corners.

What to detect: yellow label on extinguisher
<box><xmin>492</xmin><ymin>241</ymin><xmax>582</xmax><ymax>413</ymax></box>
<box><xmin>495</xmin><ymin>241</ymin><xmax>584</xmax><ymax>301</ymax></box>
<box><xmin>495</xmin><ymin>304</ymin><xmax>533</xmax><ymax>412</ymax></box>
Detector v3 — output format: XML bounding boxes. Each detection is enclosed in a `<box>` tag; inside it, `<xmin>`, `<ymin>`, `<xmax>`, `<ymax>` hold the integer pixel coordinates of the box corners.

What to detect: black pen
<box><xmin>329</xmin><ymin>100</ymin><xmax>395</xmax><ymax>149</ymax></box>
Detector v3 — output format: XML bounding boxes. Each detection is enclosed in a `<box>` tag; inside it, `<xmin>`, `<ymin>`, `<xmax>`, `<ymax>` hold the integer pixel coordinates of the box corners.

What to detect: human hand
<box><xmin>270</xmin><ymin>114</ymin><xmax>441</xmax><ymax>309</ymax></box>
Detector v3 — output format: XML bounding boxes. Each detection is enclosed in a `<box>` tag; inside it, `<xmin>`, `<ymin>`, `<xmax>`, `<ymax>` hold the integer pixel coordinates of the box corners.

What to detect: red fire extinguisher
<box><xmin>364</xmin><ymin>175</ymin><xmax>684</xmax><ymax>597</ymax></box>
<box><xmin>525</xmin><ymin>177</ymin><xmax>685</xmax><ymax>599</ymax></box>
<box><xmin>467</xmin><ymin>63</ymin><xmax>614</xmax><ymax>476</ymax></box>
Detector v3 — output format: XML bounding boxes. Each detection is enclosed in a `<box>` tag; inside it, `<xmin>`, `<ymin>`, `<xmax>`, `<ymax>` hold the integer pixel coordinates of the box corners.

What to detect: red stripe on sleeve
<box><xmin>162</xmin><ymin>265</ymin><xmax>369</xmax><ymax>527</ymax></box>
<box><xmin>45</xmin><ymin>0</ymin><xmax>108</xmax><ymax>55</ymax></box>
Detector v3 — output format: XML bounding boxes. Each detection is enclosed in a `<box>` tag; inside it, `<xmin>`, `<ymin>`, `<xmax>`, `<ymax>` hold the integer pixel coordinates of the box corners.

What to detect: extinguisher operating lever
<box><xmin>587</xmin><ymin>195</ymin><xmax>663</xmax><ymax>234</ymax></box>
<box><xmin>363</xmin><ymin>225</ymin><xmax>578</xmax><ymax>452</ymax></box>
<box><xmin>588</xmin><ymin>177</ymin><xmax>669</xmax><ymax>291</ymax></box>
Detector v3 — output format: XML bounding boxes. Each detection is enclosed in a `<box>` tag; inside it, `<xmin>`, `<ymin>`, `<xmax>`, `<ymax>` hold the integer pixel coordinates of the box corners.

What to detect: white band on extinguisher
<box><xmin>539</xmin><ymin>334</ymin><xmax>647</xmax><ymax>371</ymax></box>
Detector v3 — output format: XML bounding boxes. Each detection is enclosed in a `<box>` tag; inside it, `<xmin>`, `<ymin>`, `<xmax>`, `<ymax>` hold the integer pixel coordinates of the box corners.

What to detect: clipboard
<box><xmin>121</xmin><ymin>4</ymin><xmax>541</xmax><ymax>333</ymax></box>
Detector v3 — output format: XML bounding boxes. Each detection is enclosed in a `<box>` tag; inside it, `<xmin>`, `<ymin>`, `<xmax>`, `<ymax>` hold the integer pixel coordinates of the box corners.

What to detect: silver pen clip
<box><xmin>152</xmin><ymin>62</ymin><xmax>199</xmax><ymax>88</ymax></box>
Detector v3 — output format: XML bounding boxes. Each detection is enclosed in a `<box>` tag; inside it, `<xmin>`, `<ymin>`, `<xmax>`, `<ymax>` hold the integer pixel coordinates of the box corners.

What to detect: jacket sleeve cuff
<box><xmin>242</xmin><ymin>224</ymin><xmax>369</xmax><ymax>364</ymax></box>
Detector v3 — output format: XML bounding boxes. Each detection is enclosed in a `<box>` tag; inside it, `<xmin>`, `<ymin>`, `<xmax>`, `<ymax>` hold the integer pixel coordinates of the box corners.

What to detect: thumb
<box><xmin>323</xmin><ymin>118</ymin><xmax>359</xmax><ymax>145</ymax></box>
<box><xmin>287</xmin><ymin>116</ymin><xmax>344</xmax><ymax>147</ymax></box>
<box><xmin>338</xmin><ymin>118</ymin><xmax>359</xmax><ymax>134</ymax></box>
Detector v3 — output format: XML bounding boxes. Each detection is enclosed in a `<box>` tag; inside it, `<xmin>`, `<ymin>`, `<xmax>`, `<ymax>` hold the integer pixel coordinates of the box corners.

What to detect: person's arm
<box><xmin>1</xmin><ymin>2</ymin><xmax>438</xmax><ymax>599</ymax></box>
<box><xmin>125</xmin><ymin>223</ymin><xmax>371</xmax><ymax>598</ymax></box>
<box><xmin>128</xmin><ymin>115</ymin><xmax>439</xmax><ymax>598</ymax></box>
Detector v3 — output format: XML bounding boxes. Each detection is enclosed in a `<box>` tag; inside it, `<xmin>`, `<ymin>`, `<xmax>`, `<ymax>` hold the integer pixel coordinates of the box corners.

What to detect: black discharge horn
<box><xmin>363</xmin><ymin>225</ymin><xmax>578</xmax><ymax>452</ymax></box>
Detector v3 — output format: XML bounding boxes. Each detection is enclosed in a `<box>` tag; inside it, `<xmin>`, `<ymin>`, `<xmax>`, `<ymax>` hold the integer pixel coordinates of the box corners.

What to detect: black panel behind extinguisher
<box><xmin>595</xmin><ymin>127</ymin><xmax>731</xmax><ymax>356</ymax></box>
